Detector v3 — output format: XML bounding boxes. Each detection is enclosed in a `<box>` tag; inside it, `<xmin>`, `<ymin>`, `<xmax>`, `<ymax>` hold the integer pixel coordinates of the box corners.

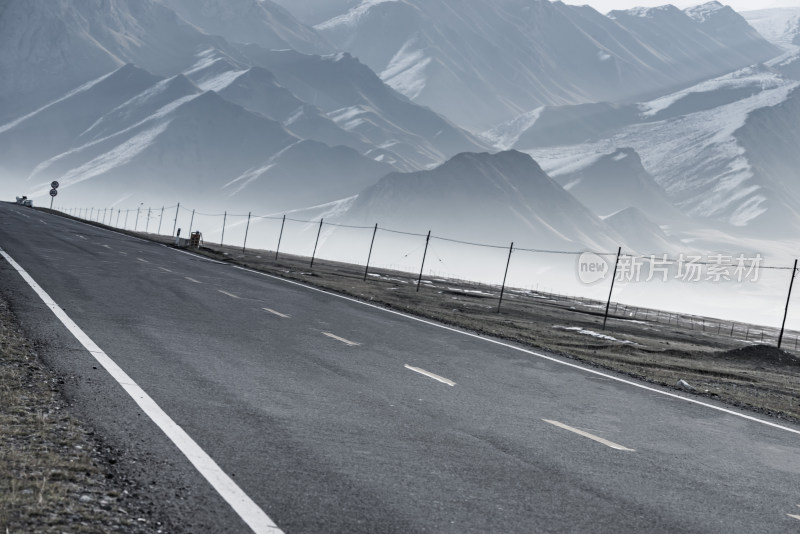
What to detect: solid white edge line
<box><xmin>0</xmin><ymin>248</ymin><xmax>282</xmax><ymax>534</ymax></box>
<box><xmin>167</xmin><ymin>246</ymin><xmax>227</xmax><ymax>264</ymax></box>
<box><xmin>404</xmin><ymin>364</ymin><xmax>456</xmax><ymax>386</ymax></box>
<box><xmin>232</xmin><ymin>265</ymin><xmax>800</xmax><ymax>437</ymax></box>
<box><xmin>543</xmin><ymin>419</ymin><xmax>634</xmax><ymax>451</ymax></box>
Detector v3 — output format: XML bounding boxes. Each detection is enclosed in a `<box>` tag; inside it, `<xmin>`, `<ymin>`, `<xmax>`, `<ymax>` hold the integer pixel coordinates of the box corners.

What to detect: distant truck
<box><xmin>15</xmin><ymin>196</ymin><xmax>33</xmax><ymax>207</ymax></box>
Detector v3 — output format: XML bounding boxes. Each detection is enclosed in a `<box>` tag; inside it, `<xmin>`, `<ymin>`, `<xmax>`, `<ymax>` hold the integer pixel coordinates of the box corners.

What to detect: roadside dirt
<box><xmin>0</xmin><ymin>296</ymin><xmax>173</xmax><ymax>533</ymax></box>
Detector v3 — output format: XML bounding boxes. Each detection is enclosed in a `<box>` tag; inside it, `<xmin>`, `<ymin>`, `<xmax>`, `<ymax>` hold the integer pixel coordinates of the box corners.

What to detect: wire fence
<box><xmin>53</xmin><ymin>203</ymin><xmax>800</xmax><ymax>351</ymax></box>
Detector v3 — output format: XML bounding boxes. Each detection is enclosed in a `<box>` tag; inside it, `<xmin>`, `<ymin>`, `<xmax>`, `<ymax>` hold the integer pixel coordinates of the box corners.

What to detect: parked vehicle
<box><xmin>15</xmin><ymin>196</ymin><xmax>33</xmax><ymax>207</ymax></box>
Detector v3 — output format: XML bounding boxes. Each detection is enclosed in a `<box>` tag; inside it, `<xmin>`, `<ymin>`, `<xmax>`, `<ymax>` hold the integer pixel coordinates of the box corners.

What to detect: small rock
<box><xmin>79</xmin><ymin>494</ymin><xmax>93</xmax><ymax>503</ymax></box>
<box><xmin>677</xmin><ymin>379</ymin><xmax>696</xmax><ymax>391</ymax></box>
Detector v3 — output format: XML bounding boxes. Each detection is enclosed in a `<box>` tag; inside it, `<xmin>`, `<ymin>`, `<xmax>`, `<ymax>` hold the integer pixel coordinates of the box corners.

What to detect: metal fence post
<box><xmin>157</xmin><ymin>206</ymin><xmax>164</xmax><ymax>235</ymax></box>
<box><xmin>188</xmin><ymin>209</ymin><xmax>195</xmax><ymax>235</ymax></box>
<box><xmin>172</xmin><ymin>203</ymin><xmax>180</xmax><ymax>236</ymax></box>
<box><xmin>310</xmin><ymin>219</ymin><xmax>324</xmax><ymax>268</ymax></box>
<box><xmin>778</xmin><ymin>259</ymin><xmax>798</xmax><ymax>349</ymax></box>
<box><xmin>242</xmin><ymin>212</ymin><xmax>251</xmax><ymax>253</ymax></box>
<box><xmin>602</xmin><ymin>247</ymin><xmax>622</xmax><ymax>330</ymax></box>
<box><xmin>135</xmin><ymin>207</ymin><xmax>140</xmax><ymax>231</ymax></box>
<box><xmin>416</xmin><ymin>231</ymin><xmax>431</xmax><ymax>292</ymax></box>
<box><xmin>220</xmin><ymin>211</ymin><xmax>227</xmax><ymax>248</ymax></box>
<box><xmin>275</xmin><ymin>215</ymin><xmax>286</xmax><ymax>260</ymax></box>
<box><xmin>146</xmin><ymin>207</ymin><xmax>151</xmax><ymax>233</ymax></box>
<box><xmin>363</xmin><ymin>224</ymin><xmax>378</xmax><ymax>281</ymax></box>
<box><xmin>497</xmin><ymin>242</ymin><xmax>514</xmax><ymax>313</ymax></box>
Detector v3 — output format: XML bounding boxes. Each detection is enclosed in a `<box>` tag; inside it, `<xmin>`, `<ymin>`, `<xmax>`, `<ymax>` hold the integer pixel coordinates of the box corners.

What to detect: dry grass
<box><xmin>0</xmin><ymin>298</ymin><xmax>161</xmax><ymax>533</ymax></box>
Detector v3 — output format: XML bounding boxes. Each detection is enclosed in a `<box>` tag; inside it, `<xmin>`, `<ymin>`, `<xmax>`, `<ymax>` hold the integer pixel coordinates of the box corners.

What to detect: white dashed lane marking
<box><xmin>263</xmin><ymin>308</ymin><xmax>291</xmax><ymax>319</ymax></box>
<box><xmin>137</xmin><ymin>258</ymin><xmax>149</xmax><ymax>263</ymax></box>
<box><xmin>218</xmin><ymin>290</ymin><xmax>240</xmax><ymax>299</ymax></box>
<box><xmin>159</xmin><ymin>267</ymin><xmax>172</xmax><ymax>273</ymax></box>
<box><xmin>404</xmin><ymin>364</ymin><xmax>455</xmax><ymax>386</ymax></box>
<box><xmin>185</xmin><ymin>277</ymin><xmax>202</xmax><ymax>284</ymax></box>
<box><xmin>322</xmin><ymin>332</ymin><xmax>361</xmax><ymax>346</ymax></box>
<box><xmin>543</xmin><ymin>420</ymin><xmax>635</xmax><ymax>452</ymax></box>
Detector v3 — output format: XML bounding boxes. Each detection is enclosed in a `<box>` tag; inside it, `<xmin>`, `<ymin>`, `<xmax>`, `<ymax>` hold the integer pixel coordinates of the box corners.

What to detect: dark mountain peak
<box><xmin>104</xmin><ymin>63</ymin><xmax>163</xmax><ymax>87</ymax></box>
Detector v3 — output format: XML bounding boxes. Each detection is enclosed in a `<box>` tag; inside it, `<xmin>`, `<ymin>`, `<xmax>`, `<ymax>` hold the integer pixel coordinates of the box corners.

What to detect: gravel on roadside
<box><xmin>0</xmin><ymin>296</ymin><xmax>171</xmax><ymax>533</ymax></box>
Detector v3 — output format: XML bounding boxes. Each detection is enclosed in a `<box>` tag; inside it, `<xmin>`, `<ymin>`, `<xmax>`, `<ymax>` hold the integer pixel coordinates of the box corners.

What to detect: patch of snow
<box><xmin>329</xmin><ymin>106</ymin><xmax>365</xmax><ymax>123</ymax></box>
<box><xmin>0</xmin><ymin>69</ymin><xmax>117</xmax><ymax>135</ymax></box>
<box><xmin>685</xmin><ymin>2</ymin><xmax>725</xmax><ymax>23</ymax></box>
<box><xmin>195</xmin><ymin>68</ymin><xmax>247</xmax><ymax>92</ymax></box>
<box><xmin>554</xmin><ymin>325</ymin><xmax>637</xmax><ymax>344</ymax></box>
<box><xmin>638</xmin><ymin>67</ymin><xmax>784</xmax><ymax>118</ymax></box>
<box><xmin>314</xmin><ymin>0</ymin><xmax>399</xmax><ymax>31</ymax></box>
<box><xmin>380</xmin><ymin>36</ymin><xmax>431</xmax><ymax>100</ymax></box>
<box><xmin>481</xmin><ymin>107</ymin><xmax>545</xmax><ymax>150</ymax></box>
<box><xmin>29</xmin><ymin>94</ymin><xmax>200</xmax><ymax>180</ymax></box>
<box><xmin>612</xmin><ymin>151</ymin><xmax>628</xmax><ymax>161</ymax></box>
<box><xmin>54</xmin><ymin>122</ymin><xmax>170</xmax><ymax>189</ymax></box>
<box><xmin>283</xmin><ymin>106</ymin><xmax>306</xmax><ymax>127</ymax></box>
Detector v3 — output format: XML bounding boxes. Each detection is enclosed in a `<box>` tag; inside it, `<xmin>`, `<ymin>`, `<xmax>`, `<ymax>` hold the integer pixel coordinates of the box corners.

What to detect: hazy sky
<box><xmin>561</xmin><ymin>0</ymin><xmax>800</xmax><ymax>12</ymax></box>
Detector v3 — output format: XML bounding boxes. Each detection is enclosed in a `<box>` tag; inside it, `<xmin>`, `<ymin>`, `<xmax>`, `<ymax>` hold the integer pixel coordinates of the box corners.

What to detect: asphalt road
<box><xmin>1</xmin><ymin>202</ymin><xmax>799</xmax><ymax>533</ymax></box>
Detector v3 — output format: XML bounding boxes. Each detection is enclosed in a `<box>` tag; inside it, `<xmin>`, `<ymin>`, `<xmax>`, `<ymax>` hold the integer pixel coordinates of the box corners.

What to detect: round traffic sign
<box><xmin>49</xmin><ymin>189</ymin><xmax>58</xmax><ymax>197</ymax></box>
<box><xmin>51</xmin><ymin>180</ymin><xmax>60</xmax><ymax>189</ymax></box>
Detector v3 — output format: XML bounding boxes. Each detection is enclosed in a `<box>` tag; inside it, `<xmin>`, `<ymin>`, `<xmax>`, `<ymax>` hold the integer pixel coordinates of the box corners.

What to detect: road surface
<box><xmin>1</xmin><ymin>202</ymin><xmax>799</xmax><ymax>533</ymax></box>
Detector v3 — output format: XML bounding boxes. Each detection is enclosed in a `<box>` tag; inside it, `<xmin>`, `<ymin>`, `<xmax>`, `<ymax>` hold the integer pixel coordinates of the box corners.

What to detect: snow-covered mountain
<box><xmin>157</xmin><ymin>0</ymin><xmax>332</xmax><ymax>54</ymax></box>
<box><xmin>514</xmin><ymin>63</ymin><xmax>800</xmax><ymax>237</ymax></box>
<box><xmin>340</xmin><ymin>150</ymin><xmax>623</xmax><ymax>252</ymax></box>
<box><xmin>269</xmin><ymin>0</ymin><xmax>359</xmax><ymax>26</ymax></box>
<box><xmin>0</xmin><ymin>0</ymin><xmax>236</xmax><ymax>122</ymax></box>
<box><xmin>743</xmin><ymin>7</ymin><xmax>800</xmax><ymax>49</ymax></box>
<box><xmin>236</xmin><ymin>47</ymin><xmax>489</xmax><ymax>169</ymax></box>
<box><xmin>314</xmin><ymin>0</ymin><xmax>781</xmax><ymax>130</ymax></box>
<box><xmin>4</xmin><ymin>64</ymin><xmax>396</xmax><ymax>213</ymax></box>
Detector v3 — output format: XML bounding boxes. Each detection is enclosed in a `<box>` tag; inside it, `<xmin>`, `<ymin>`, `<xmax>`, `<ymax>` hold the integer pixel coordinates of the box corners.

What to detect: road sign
<box><xmin>51</xmin><ymin>180</ymin><xmax>60</xmax><ymax>189</ymax></box>
<box><xmin>49</xmin><ymin>189</ymin><xmax>58</xmax><ymax>197</ymax></box>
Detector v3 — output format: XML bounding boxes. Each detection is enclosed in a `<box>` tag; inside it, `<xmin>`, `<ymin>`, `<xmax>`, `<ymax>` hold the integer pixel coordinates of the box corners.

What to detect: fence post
<box><xmin>157</xmin><ymin>207</ymin><xmax>164</xmax><ymax>235</ymax></box>
<box><xmin>135</xmin><ymin>207</ymin><xmax>140</xmax><ymax>231</ymax></box>
<box><xmin>275</xmin><ymin>215</ymin><xmax>286</xmax><ymax>260</ymax></box>
<box><xmin>602</xmin><ymin>247</ymin><xmax>622</xmax><ymax>330</ymax></box>
<box><xmin>363</xmin><ymin>224</ymin><xmax>378</xmax><ymax>281</ymax></box>
<box><xmin>497</xmin><ymin>242</ymin><xmax>514</xmax><ymax>313</ymax></box>
<box><xmin>242</xmin><ymin>212</ymin><xmax>251</xmax><ymax>253</ymax></box>
<box><xmin>146</xmin><ymin>207</ymin><xmax>151</xmax><ymax>233</ymax></box>
<box><xmin>124</xmin><ymin>209</ymin><xmax>129</xmax><ymax>229</ymax></box>
<box><xmin>416</xmin><ymin>231</ymin><xmax>431</xmax><ymax>292</ymax></box>
<box><xmin>90</xmin><ymin>207</ymin><xmax>94</xmax><ymax>221</ymax></box>
<box><xmin>310</xmin><ymin>219</ymin><xmax>324</xmax><ymax>269</ymax></box>
<box><xmin>116</xmin><ymin>209</ymin><xmax>121</xmax><ymax>227</ymax></box>
<box><xmin>172</xmin><ymin>203</ymin><xmax>180</xmax><ymax>236</ymax></box>
<box><xmin>778</xmin><ymin>259</ymin><xmax>798</xmax><ymax>349</ymax></box>
<box><xmin>188</xmin><ymin>209</ymin><xmax>195</xmax><ymax>235</ymax></box>
<box><xmin>220</xmin><ymin>211</ymin><xmax>227</xmax><ymax>248</ymax></box>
